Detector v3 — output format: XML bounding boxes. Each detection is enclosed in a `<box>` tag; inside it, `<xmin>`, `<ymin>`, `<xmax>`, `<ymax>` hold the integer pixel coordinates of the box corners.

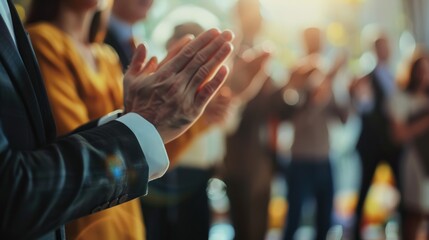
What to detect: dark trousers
<box><xmin>227</xmin><ymin>177</ymin><xmax>271</xmax><ymax>240</ymax></box>
<box><xmin>283</xmin><ymin>160</ymin><xmax>333</xmax><ymax>240</ymax></box>
<box><xmin>353</xmin><ymin>148</ymin><xmax>402</xmax><ymax>240</ymax></box>
<box><xmin>141</xmin><ymin>167</ymin><xmax>212</xmax><ymax>240</ymax></box>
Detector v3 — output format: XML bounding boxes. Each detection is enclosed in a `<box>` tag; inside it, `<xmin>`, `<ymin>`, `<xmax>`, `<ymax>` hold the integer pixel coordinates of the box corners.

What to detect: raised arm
<box><xmin>0</xmin><ymin>120</ymin><xmax>149</xmax><ymax>239</ymax></box>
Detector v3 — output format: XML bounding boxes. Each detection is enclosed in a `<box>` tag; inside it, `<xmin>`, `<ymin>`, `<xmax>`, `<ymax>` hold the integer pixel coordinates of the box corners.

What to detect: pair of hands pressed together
<box><xmin>122</xmin><ymin>29</ymin><xmax>234</xmax><ymax>143</ymax></box>
<box><xmin>286</xmin><ymin>52</ymin><xmax>348</xmax><ymax>106</ymax></box>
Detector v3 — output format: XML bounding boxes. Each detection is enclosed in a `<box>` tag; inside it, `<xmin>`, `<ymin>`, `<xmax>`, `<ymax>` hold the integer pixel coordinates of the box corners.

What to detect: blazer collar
<box><xmin>0</xmin><ymin>1</ymin><xmax>52</xmax><ymax>145</ymax></box>
<box><xmin>8</xmin><ymin>0</ymin><xmax>56</xmax><ymax>141</ymax></box>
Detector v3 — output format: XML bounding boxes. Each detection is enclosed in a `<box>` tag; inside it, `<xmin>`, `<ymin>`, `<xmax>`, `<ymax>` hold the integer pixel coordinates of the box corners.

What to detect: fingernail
<box><xmin>221</xmin><ymin>33</ymin><xmax>231</xmax><ymax>41</ymax></box>
<box><xmin>222</xmin><ymin>30</ymin><xmax>235</xmax><ymax>40</ymax></box>
<box><xmin>220</xmin><ymin>42</ymin><xmax>233</xmax><ymax>53</ymax></box>
<box><xmin>209</xmin><ymin>28</ymin><xmax>221</xmax><ymax>35</ymax></box>
<box><xmin>184</xmin><ymin>34</ymin><xmax>195</xmax><ymax>40</ymax></box>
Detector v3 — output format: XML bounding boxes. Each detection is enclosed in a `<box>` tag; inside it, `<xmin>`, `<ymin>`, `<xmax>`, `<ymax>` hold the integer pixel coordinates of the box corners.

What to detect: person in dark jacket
<box><xmin>350</xmin><ymin>35</ymin><xmax>403</xmax><ymax>240</ymax></box>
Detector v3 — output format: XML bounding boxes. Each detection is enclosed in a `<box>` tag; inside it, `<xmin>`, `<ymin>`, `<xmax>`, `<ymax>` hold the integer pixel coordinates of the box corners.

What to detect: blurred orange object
<box><xmin>268</xmin><ymin>197</ymin><xmax>288</xmax><ymax>229</ymax></box>
<box><xmin>267</xmin><ymin>163</ymin><xmax>399</xmax><ymax>231</ymax></box>
<box><xmin>363</xmin><ymin>163</ymin><xmax>400</xmax><ymax>225</ymax></box>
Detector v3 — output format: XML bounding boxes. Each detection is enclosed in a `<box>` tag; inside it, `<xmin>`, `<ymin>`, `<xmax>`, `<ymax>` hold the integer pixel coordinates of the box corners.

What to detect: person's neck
<box><xmin>53</xmin><ymin>6</ymin><xmax>94</xmax><ymax>44</ymax></box>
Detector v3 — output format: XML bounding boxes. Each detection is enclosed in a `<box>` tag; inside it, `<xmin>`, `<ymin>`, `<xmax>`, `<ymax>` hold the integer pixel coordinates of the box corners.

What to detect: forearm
<box><xmin>393</xmin><ymin>116</ymin><xmax>429</xmax><ymax>143</ymax></box>
<box><xmin>0</xmin><ymin>121</ymin><xmax>148</xmax><ymax>239</ymax></box>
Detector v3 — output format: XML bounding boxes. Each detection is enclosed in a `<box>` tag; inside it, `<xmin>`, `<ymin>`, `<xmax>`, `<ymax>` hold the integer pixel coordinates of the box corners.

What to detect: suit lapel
<box><xmin>8</xmin><ymin>0</ymin><xmax>56</xmax><ymax>141</ymax></box>
<box><xmin>0</xmin><ymin>4</ymin><xmax>46</xmax><ymax>145</ymax></box>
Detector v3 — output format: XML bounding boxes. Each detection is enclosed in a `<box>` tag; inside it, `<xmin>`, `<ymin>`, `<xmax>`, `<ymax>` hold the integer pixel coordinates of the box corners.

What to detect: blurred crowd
<box><xmin>15</xmin><ymin>0</ymin><xmax>429</xmax><ymax>239</ymax></box>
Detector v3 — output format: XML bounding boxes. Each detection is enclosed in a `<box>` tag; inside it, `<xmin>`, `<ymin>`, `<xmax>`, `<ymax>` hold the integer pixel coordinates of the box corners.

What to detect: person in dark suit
<box><xmin>105</xmin><ymin>0</ymin><xmax>153</xmax><ymax>71</ymax></box>
<box><xmin>0</xmin><ymin>0</ymin><xmax>234</xmax><ymax>238</ymax></box>
<box><xmin>350</xmin><ymin>35</ymin><xmax>402</xmax><ymax>240</ymax></box>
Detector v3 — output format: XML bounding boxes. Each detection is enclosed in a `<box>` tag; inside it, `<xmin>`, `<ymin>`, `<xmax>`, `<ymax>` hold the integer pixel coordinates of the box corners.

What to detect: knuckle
<box><xmin>220</xmin><ymin>45</ymin><xmax>229</xmax><ymax>54</ymax></box>
<box><xmin>169</xmin><ymin>82</ymin><xmax>179</xmax><ymax>93</ymax></box>
<box><xmin>215</xmin><ymin>48</ymin><xmax>228</xmax><ymax>60</ymax></box>
<box><xmin>194</xmin><ymin>52</ymin><xmax>207</xmax><ymax>64</ymax></box>
<box><xmin>196</xmin><ymin>66</ymin><xmax>210</xmax><ymax>80</ymax></box>
<box><xmin>202</xmin><ymin>84</ymin><xmax>215</xmax><ymax>97</ymax></box>
<box><xmin>182</xmin><ymin>46</ymin><xmax>195</xmax><ymax>58</ymax></box>
<box><xmin>157</xmin><ymin>70</ymin><xmax>171</xmax><ymax>80</ymax></box>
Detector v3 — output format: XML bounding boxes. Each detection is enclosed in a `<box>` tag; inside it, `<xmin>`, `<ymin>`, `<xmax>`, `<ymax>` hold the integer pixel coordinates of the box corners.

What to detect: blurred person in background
<box><xmin>141</xmin><ymin>20</ymin><xmax>270</xmax><ymax>240</ymax></box>
<box><xmin>222</xmin><ymin>1</ymin><xmax>297</xmax><ymax>239</ymax></box>
<box><xmin>224</xmin><ymin>78</ymin><xmax>291</xmax><ymax>240</ymax></box>
<box><xmin>349</xmin><ymin>35</ymin><xmax>403</xmax><ymax>240</ymax></box>
<box><xmin>388</xmin><ymin>54</ymin><xmax>429</xmax><ymax>240</ymax></box>
<box><xmin>281</xmin><ymin>27</ymin><xmax>348</xmax><ymax>240</ymax></box>
<box><xmin>105</xmin><ymin>0</ymin><xmax>153</xmax><ymax>71</ymax></box>
<box><xmin>140</xmin><ymin>22</ymin><xmax>233</xmax><ymax>240</ymax></box>
<box><xmin>25</xmin><ymin>0</ymin><xmax>149</xmax><ymax>238</ymax></box>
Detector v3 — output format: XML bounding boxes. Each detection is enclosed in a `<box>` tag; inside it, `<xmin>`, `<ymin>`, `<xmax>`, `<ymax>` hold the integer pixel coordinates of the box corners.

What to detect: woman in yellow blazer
<box><xmin>26</xmin><ymin>0</ymin><xmax>145</xmax><ymax>239</ymax></box>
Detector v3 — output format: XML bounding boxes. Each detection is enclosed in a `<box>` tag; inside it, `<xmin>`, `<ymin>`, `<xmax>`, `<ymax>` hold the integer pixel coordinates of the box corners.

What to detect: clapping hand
<box><xmin>204</xmin><ymin>86</ymin><xmax>233</xmax><ymax>125</ymax></box>
<box><xmin>227</xmin><ymin>49</ymin><xmax>270</xmax><ymax>102</ymax></box>
<box><xmin>123</xmin><ymin>29</ymin><xmax>234</xmax><ymax>143</ymax></box>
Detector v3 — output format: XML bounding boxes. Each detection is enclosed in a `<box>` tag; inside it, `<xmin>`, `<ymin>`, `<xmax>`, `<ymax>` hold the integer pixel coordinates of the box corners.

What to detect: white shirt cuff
<box><xmin>115</xmin><ymin>113</ymin><xmax>169</xmax><ymax>181</ymax></box>
<box><xmin>98</xmin><ymin>110</ymin><xmax>123</xmax><ymax>126</ymax></box>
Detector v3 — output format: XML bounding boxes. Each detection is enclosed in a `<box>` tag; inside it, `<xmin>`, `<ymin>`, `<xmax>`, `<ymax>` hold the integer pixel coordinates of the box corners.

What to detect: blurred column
<box><xmin>403</xmin><ymin>0</ymin><xmax>429</xmax><ymax>48</ymax></box>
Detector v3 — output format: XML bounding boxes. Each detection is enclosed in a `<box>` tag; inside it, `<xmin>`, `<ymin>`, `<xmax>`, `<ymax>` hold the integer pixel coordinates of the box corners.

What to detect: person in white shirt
<box><xmin>388</xmin><ymin>55</ymin><xmax>429</xmax><ymax>240</ymax></box>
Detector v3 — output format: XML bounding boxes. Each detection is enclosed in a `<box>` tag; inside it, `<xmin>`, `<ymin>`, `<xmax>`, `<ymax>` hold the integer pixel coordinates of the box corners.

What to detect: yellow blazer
<box><xmin>28</xmin><ymin>22</ymin><xmax>145</xmax><ymax>240</ymax></box>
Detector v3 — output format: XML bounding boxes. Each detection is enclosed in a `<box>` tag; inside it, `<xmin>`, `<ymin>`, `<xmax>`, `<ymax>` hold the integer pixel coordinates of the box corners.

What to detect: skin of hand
<box><xmin>227</xmin><ymin>49</ymin><xmax>271</xmax><ymax>102</ymax></box>
<box><xmin>311</xmin><ymin>52</ymin><xmax>348</xmax><ymax>105</ymax></box>
<box><xmin>123</xmin><ymin>29</ymin><xmax>235</xmax><ymax>143</ymax></box>
<box><xmin>204</xmin><ymin>86</ymin><xmax>233</xmax><ymax>125</ymax></box>
<box><xmin>286</xmin><ymin>65</ymin><xmax>316</xmax><ymax>91</ymax></box>
<box><xmin>348</xmin><ymin>75</ymin><xmax>374</xmax><ymax>105</ymax></box>
<box><xmin>122</xmin><ymin>34</ymin><xmax>196</xmax><ymax>106</ymax></box>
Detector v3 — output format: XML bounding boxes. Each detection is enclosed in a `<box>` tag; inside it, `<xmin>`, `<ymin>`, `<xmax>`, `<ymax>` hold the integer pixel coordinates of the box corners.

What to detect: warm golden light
<box><xmin>327</xmin><ymin>22</ymin><xmax>348</xmax><ymax>47</ymax></box>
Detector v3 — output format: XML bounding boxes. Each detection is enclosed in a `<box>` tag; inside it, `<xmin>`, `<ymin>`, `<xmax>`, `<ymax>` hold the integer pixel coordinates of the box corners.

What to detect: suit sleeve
<box><xmin>0</xmin><ymin>120</ymin><xmax>148</xmax><ymax>239</ymax></box>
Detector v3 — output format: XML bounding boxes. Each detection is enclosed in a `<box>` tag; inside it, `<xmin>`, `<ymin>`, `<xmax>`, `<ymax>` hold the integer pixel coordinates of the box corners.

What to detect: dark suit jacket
<box><xmin>356</xmin><ymin>70</ymin><xmax>399</xmax><ymax>157</ymax></box>
<box><xmin>0</xmin><ymin>1</ymin><xmax>149</xmax><ymax>239</ymax></box>
<box><xmin>104</xmin><ymin>26</ymin><xmax>132</xmax><ymax>71</ymax></box>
